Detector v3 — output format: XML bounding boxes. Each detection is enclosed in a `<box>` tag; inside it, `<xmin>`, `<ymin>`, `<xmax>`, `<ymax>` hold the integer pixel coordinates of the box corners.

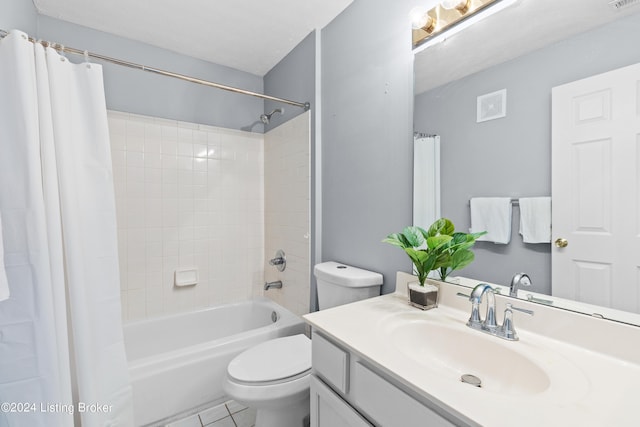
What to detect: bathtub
<box><xmin>123</xmin><ymin>297</ymin><xmax>306</xmax><ymax>426</ymax></box>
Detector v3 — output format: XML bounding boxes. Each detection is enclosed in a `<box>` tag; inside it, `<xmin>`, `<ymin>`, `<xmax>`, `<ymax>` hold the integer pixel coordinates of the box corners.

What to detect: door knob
<box><xmin>554</xmin><ymin>238</ymin><xmax>568</xmax><ymax>248</ymax></box>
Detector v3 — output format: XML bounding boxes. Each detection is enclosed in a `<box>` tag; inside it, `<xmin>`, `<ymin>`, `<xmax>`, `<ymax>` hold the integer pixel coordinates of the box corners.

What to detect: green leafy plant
<box><xmin>382</xmin><ymin>218</ymin><xmax>486</xmax><ymax>286</ymax></box>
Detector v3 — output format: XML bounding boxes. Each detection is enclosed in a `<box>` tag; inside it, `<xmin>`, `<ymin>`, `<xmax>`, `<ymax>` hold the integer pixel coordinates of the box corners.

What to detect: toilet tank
<box><xmin>314</xmin><ymin>262</ymin><xmax>383</xmax><ymax>310</ymax></box>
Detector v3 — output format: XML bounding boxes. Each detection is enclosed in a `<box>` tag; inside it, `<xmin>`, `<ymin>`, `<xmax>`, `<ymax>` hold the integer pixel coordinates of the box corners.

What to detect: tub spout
<box><xmin>264</xmin><ymin>280</ymin><xmax>283</xmax><ymax>291</ymax></box>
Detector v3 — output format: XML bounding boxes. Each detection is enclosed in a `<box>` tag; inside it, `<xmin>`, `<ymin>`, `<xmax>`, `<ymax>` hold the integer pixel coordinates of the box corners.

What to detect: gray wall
<box><xmin>36</xmin><ymin>16</ymin><xmax>263</xmax><ymax>131</ymax></box>
<box><xmin>0</xmin><ymin>0</ymin><xmax>37</xmax><ymax>35</ymax></box>
<box><xmin>264</xmin><ymin>30</ymin><xmax>318</xmax><ymax>309</ymax></box>
<box><xmin>321</xmin><ymin>0</ymin><xmax>416</xmax><ymax>294</ymax></box>
<box><xmin>414</xmin><ymin>12</ymin><xmax>640</xmax><ymax>294</ymax></box>
<box><xmin>264</xmin><ymin>31</ymin><xmax>315</xmax><ymax>132</ymax></box>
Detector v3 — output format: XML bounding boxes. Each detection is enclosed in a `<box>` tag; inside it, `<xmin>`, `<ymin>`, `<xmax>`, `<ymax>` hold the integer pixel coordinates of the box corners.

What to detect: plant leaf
<box><xmin>426</xmin><ymin>235</ymin><xmax>452</xmax><ymax>250</ymax></box>
<box><xmin>451</xmin><ymin>249</ymin><xmax>475</xmax><ymax>271</ymax></box>
<box><xmin>402</xmin><ymin>226</ymin><xmax>424</xmax><ymax>247</ymax></box>
<box><xmin>427</xmin><ymin>218</ymin><xmax>454</xmax><ymax>237</ymax></box>
<box><xmin>451</xmin><ymin>232</ymin><xmax>470</xmax><ymax>245</ymax></box>
<box><xmin>405</xmin><ymin>248</ymin><xmax>437</xmax><ymax>274</ymax></box>
<box><xmin>382</xmin><ymin>232</ymin><xmax>412</xmax><ymax>248</ymax></box>
<box><xmin>433</xmin><ymin>252</ymin><xmax>450</xmax><ymax>269</ymax></box>
<box><xmin>415</xmin><ymin>226</ymin><xmax>430</xmax><ymax>241</ymax></box>
<box><xmin>404</xmin><ymin>248</ymin><xmax>424</xmax><ymax>275</ymax></box>
<box><xmin>469</xmin><ymin>231</ymin><xmax>488</xmax><ymax>240</ymax></box>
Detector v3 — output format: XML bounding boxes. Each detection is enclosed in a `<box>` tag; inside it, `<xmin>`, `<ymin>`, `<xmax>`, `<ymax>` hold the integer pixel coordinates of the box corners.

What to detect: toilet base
<box><xmin>254</xmin><ymin>392</ymin><xmax>309</xmax><ymax>427</ymax></box>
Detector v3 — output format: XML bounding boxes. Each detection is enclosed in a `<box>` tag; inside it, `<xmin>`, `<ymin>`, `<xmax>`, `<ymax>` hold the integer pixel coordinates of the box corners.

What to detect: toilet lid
<box><xmin>228</xmin><ymin>334</ymin><xmax>311</xmax><ymax>384</ymax></box>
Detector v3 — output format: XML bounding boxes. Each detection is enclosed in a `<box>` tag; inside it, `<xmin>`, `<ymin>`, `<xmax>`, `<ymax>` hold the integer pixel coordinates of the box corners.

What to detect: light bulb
<box><xmin>409</xmin><ymin>6</ymin><xmax>429</xmax><ymax>29</ymax></box>
<box><xmin>440</xmin><ymin>0</ymin><xmax>469</xmax><ymax>11</ymax></box>
<box><xmin>410</xmin><ymin>7</ymin><xmax>436</xmax><ymax>32</ymax></box>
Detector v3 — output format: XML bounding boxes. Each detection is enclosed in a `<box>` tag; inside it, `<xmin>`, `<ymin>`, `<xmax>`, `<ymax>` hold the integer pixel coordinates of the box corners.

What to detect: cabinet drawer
<box><xmin>310</xmin><ymin>375</ymin><xmax>372</xmax><ymax>427</ymax></box>
<box><xmin>312</xmin><ymin>332</ymin><xmax>349</xmax><ymax>393</ymax></box>
<box><xmin>352</xmin><ymin>362</ymin><xmax>455</xmax><ymax>427</ymax></box>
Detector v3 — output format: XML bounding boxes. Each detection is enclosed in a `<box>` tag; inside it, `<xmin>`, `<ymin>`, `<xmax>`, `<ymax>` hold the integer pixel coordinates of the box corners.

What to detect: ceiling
<box><xmin>33</xmin><ymin>0</ymin><xmax>353</xmax><ymax>76</ymax></box>
<box><xmin>32</xmin><ymin>0</ymin><xmax>640</xmax><ymax>91</ymax></box>
<box><xmin>414</xmin><ymin>0</ymin><xmax>640</xmax><ymax>94</ymax></box>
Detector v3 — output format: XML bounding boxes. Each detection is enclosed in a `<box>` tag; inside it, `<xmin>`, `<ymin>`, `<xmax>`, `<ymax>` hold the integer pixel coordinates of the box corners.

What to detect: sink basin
<box><xmin>387</xmin><ymin>318</ymin><xmax>551</xmax><ymax>396</ymax></box>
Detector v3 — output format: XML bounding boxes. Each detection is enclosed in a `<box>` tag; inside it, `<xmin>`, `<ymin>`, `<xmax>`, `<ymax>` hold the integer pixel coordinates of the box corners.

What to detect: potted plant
<box><xmin>383</xmin><ymin>218</ymin><xmax>486</xmax><ymax>309</ymax></box>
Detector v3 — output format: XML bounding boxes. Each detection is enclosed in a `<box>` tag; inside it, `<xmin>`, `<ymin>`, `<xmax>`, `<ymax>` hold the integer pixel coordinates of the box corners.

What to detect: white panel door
<box><xmin>552</xmin><ymin>62</ymin><xmax>640</xmax><ymax>312</ymax></box>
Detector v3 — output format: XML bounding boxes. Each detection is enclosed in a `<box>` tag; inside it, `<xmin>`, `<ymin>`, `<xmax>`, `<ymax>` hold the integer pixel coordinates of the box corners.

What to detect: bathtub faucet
<box><xmin>269</xmin><ymin>249</ymin><xmax>286</xmax><ymax>272</ymax></box>
<box><xmin>264</xmin><ymin>280</ymin><xmax>283</xmax><ymax>291</ymax></box>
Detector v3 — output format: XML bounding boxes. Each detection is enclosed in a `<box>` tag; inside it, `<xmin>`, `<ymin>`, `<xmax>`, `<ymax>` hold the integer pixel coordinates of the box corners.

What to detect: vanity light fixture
<box><xmin>440</xmin><ymin>0</ymin><xmax>471</xmax><ymax>14</ymax></box>
<box><xmin>412</xmin><ymin>0</ymin><xmax>518</xmax><ymax>51</ymax></box>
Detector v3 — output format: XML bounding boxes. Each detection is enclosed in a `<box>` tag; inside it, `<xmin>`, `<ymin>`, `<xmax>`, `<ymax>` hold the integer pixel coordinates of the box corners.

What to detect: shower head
<box><xmin>260</xmin><ymin>108</ymin><xmax>284</xmax><ymax>124</ymax></box>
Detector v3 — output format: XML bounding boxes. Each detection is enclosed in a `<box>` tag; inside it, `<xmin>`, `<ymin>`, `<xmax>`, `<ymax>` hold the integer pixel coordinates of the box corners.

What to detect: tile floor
<box><xmin>166</xmin><ymin>400</ymin><xmax>256</xmax><ymax>427</ymax></box>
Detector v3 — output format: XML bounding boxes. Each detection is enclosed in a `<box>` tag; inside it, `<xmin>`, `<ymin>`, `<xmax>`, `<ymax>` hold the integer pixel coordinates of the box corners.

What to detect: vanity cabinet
<box><xmin>310</xmin><ymin>376</ymin><xmax>372</xmax><ymax>427</ymax></box>
<box><xmin>311</xmin><ymin>331</ymin><xmax>460</xmax><ymax>427</ymax></box>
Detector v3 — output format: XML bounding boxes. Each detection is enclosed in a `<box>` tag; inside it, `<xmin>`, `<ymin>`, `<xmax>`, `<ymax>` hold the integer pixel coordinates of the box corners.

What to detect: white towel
<box><xmin>0</xmin><ymin>216</ymin><xmax>10</xmax><ymax>301</ymax></box>
<box><xmin>470</xmin><ymin>197</ymin><xmax>512</xmax><ymax>244</ymax></box>
<box><xmin>519</xmin><ymin>197</ymin><xmax>551</xmax><ymax>243</ymax></box>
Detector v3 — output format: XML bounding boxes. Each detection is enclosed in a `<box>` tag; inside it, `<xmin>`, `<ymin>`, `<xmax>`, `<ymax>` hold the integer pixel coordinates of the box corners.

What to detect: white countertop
<box><xmin>304</xmin><ymin>275</ymin><xmax>640</xmax><ymax>427</ymax></box>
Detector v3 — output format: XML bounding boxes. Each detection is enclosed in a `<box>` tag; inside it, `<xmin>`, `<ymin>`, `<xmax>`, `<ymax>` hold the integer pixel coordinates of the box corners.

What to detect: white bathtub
<box><xmin>123</xmin><ymin>297</ymin><xmax>306</xmax><ymax>426</ymax></box>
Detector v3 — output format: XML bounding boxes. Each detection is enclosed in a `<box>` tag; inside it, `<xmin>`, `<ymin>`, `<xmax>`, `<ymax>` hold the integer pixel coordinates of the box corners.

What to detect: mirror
<box><xmin>413</xmin><ymin>0</ymin><xmax>640</xmax><ymax>325</ymax></box>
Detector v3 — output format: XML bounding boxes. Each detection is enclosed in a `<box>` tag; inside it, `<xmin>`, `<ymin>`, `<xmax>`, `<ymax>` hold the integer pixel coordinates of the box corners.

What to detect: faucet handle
<box><xmin>500</xmin><ymin>303</ymin><xmax>534</xmax><ymax>341</ymax></box>
<box><xmin>458</xmin><ymin>292</ymin><xmax>484</xmax><ymax>328</ymax></box>
<box><xmin>509</xmin><ymin>304</ymin><xmax>534</xmax><ymax>316</ymax></box>
<box><xmin>269</xmin><ymin>249</ymin><xmax>286</xmax><ymax>272</ymax></box>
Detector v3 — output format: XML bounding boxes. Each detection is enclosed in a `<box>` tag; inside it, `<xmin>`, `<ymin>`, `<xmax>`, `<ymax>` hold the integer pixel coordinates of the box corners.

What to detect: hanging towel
<box><xmin>519</xmin><ymin>197</ymin><xmax>551</xmax><ymax>243</ymax></box>
<box><xmin>470</xmin><ymin>197</ymin><xmax>512</xmax><ymax>244</ymax></box>
<box><xmin>0</xmin><ymin>215</ymin><xmax>10</xmax><ymax>301</ymax></box>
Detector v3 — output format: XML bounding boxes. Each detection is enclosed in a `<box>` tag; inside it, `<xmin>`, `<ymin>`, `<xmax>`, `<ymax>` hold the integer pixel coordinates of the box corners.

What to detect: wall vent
<box><xmin>608</xmin><ymin>0</ymin><xmax>640</xmax><ymax>10</ymax></box>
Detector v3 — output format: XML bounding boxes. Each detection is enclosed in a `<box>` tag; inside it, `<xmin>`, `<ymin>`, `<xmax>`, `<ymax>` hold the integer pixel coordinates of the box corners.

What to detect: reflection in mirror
<box><xmin>413</xmin><ymin>4</ymin><xmax>640</xmax><ymax>324</ymax></box>
<box><xmin>413</xmin><ymin>133</ymin><xmax>440</xmax><ymax>230</ymax></box>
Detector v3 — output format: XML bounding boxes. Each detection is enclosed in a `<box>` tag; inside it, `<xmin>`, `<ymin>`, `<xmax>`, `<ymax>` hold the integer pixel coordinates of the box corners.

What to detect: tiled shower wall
<box><xmin>262</xmin><ymin>112</ymin><xmax>311</xmax><ymax>316</ymax></box>
<box><xmin>108</xmin><ymin>111</ymin><xmax>264</xmax><ymax>321</ymax></box>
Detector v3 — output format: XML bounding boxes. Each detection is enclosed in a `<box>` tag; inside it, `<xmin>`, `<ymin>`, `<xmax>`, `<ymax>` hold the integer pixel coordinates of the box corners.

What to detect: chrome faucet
<box><xmin>462</xmin><ymin>283</ymin><xmax>534</xmax><ymax>341</ymax></box>
<box><xmin>467</xmin><ymin>283</ymin><xmax>498</xmax><ymax>331</ymax></box>
<box><xmin>509</xmin><ymin>272</ymin><xmax>531</xmax><ymax>297</ymax></box>
<box><xmin>264</xmin><ymin>280</ymin><xmax>283</xmax><ymax>291</ymax></box>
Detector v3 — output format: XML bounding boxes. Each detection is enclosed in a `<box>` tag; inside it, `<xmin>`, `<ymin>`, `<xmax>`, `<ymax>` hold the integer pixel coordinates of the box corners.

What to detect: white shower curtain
<box><xmin>413</xmin><ymin>133</ymin><xmax>440</xmax><ymax>230</ymax></box>
<box><xmin>0</xmin><ymin>30</ymin><xmax>133</xmax><ymax>427</ymax></box>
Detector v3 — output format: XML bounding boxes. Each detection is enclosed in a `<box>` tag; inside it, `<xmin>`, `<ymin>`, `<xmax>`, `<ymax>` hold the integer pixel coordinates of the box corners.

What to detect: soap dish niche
<box><xmin>175</xmin><ymin>268</ymin><xmax>198</xmax><ymax>287</ymax></box>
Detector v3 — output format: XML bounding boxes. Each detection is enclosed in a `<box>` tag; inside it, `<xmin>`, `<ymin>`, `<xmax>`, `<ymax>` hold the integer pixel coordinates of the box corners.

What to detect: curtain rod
<box><xmin>0</xmin><ymin>29</ymin><xmax>311</xmax><ymax>111</ymax></box>
<box><xmin>468</xmin><ymin>197</ymin><xmax>550</xmax><ymax>206</ymax></box>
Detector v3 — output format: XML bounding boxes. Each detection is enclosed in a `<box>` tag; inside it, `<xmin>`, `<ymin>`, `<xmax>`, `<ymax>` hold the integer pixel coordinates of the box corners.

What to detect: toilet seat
<box><xmin>227</xmin><ymin>334</ymin><xmax>311</xmax><ymax>386</ymax></box>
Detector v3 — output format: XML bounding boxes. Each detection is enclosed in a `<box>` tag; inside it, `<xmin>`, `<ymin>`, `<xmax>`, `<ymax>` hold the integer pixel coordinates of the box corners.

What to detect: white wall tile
<box><xmin>110</xmin><ymin>111</ymin><xmax>265</xmax><ymax>321</ymax></box>
<box><xmin>263</xmin><ymin>112</ymin><xmax>311</xmax><ymax>316</ymax></box>
<box><xmin>161</xmin><ymin>125</ymin><xmax>178</xmax><ymax>143</ymax></box>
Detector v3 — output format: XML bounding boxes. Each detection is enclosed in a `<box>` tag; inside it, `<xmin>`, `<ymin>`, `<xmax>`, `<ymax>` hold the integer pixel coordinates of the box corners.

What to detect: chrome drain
<box><xmin>461</xmin><ymin>374</ymin><xmax>482</xmax><ymax>388</ymax></box>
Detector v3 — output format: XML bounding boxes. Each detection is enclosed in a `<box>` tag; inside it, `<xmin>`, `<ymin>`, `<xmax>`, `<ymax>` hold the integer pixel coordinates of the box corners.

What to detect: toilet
<box><xmin>223</xmin><ymin>261</ymin><xmax>383</xmax><ymax>427</ymax></box>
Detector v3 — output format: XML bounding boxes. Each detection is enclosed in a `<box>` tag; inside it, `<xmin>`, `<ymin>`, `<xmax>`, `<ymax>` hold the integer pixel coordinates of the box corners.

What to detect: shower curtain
<box><xmin>0</xmin><ymin>30</ymin><xmax>133</xmax><ymax>427</ymax></box>
<box><xmin>413</xmin><ymin>133</ymin><xmax>440</xmax><ymax>229</ymax></box>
